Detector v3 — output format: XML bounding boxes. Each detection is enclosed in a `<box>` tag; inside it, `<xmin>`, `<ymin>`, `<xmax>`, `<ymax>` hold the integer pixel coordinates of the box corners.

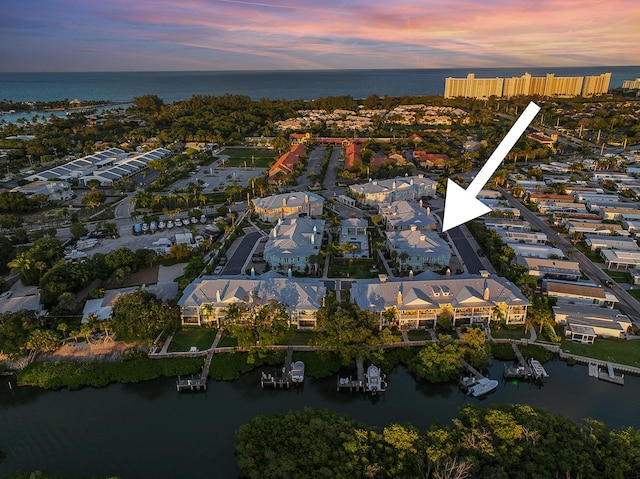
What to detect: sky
<box><xmin>1</xmin><ymin>0</ymin><xmax>640</xmax><ymax>72</ymax></box>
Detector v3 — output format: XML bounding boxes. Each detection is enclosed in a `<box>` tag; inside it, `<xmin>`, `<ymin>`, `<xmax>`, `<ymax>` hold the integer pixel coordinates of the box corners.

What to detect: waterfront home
<box><xmin>516</xmin><ymin>257</ymin><xmax>581</xmax><ymax>281</ymax></box>
<box><xmin>264</xmin><ymin>218</ymin><xmax>324</xmax><ymax>273</ymax></box>
<box><xmin>348</xmin><ymin>175</ymin><xmax>436</xmax><ymax>206</ymax></box>
<box><xmin>351</xmin><ymin>272</ymin><xmax>529</xmax><ymax>330</ymax></box>
<box><xmin>378</xmin><ymin>200</ymin><xmax>436</xmax><ymax>231</ymax></box>
<box><xmin>339</xmin><ymin>218</ymin><xmax>369</xmax><ymax>258</ymax></box>
<box><xmin>543</xmin><ymin>280</ymin><xmax>617</xmax><ymax>307</ymax></box>
<box><xmin>252</xmin><ymin>191</ymin><xmax>324</xmax><ymax>223</ymax></box>
<box><xmin>178</xmin><ymin>274</ymin><xmax>326</xmax><ymax>328</ymax></box>
<box><xmin>553</xmin><ymin>303</ymin><xmax>633</xmax><ymax>343</ymax></box>
<box><xmin>81</xmin><ymin>283</ymin><xmax>179</xmax><ymax>323</ymax></box>
<box><xmin>385</xmin><ymin>228</ymin><xmax>452</xmax><ymax>270</ymax></box>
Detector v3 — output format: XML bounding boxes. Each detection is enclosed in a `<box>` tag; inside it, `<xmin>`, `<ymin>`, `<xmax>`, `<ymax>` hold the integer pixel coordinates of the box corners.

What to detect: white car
<box><xmin>175</xmin><ymin>218</ymin><xmax>183</xmax><ymax>227</ymax></box>
<box><xmin>200</xmin><ymin>215</ymin><xmax>207</xmax><ymax>224</ymax></box>
<box><xmin>191</xmin><ymin>216</ymin><xmax>198</xmax><ymax>224</ymax></box>
<box><xmin>158</xmin><ymin>221</ymin><xmax>166</xmax><ymax>229</ymax></box>
<box><xmin>167</xmin><ymin>220</ymin><xmax>175</xmax><ymax>229</ymax></box>
<box><xmin>213</xmin><ymin>266</ymin><xmax>223</xmax><ymax>275</ymax></box>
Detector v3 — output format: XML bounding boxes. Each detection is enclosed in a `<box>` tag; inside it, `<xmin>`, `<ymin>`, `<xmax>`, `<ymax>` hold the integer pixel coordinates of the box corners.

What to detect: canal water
<box><xmin>1</xmin><ymin>360</ymin><xmax>638</xmax><ymax>479</ymax></box>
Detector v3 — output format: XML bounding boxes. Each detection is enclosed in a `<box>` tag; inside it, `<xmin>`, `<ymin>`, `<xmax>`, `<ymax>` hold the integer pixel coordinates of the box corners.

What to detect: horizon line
<box><xmin>1</xmin><ymin>65</ymin><xmax>638</xmax><ymax>75</ymax></box>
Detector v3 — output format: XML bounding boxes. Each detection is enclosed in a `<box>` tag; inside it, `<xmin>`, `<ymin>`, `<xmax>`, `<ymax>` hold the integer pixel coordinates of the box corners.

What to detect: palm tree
<box><xmin>7</xmin><ymin>252</ymin><xmax>31</xmax><ymax>281</ymax></box>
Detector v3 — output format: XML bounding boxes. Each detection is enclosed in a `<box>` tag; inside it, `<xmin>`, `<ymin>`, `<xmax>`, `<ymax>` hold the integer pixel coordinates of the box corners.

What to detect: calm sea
<box><xmin>1</xmin><ymin>66</ymin><xmax>639</xmax><ymax>104</ymax></box>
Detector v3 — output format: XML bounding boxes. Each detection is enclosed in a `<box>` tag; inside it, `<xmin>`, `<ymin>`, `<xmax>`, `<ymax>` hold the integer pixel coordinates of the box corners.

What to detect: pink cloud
<box><xmin>2</xmin><ymin>0</ymin><xmax>639</xmax><ymax>70</ymax></box>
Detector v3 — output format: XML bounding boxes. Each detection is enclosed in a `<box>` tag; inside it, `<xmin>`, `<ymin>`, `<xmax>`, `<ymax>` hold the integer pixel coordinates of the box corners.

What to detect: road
<box><xmin>446</xmin><ymin>225</ymin><xmax>485</xmax><ymax>274</ymax></box>
<box><xmin>497</xmin><ymin>186</ymin><xmax>640</xmax><ymax>322</ymax></box>
<box><xmin>222</xmin><ymin>230</ymin><xmax>262</xmax><ymax>275</ymax></box>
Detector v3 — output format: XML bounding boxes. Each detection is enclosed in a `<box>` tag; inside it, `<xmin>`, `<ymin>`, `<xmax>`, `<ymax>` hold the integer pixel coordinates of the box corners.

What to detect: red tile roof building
<box><xmin>268</xmin><ymin>144</ymin><xmax>306</xmax><ymax>184</ymax></box>
<box><xmin>344</xmin><ymin>143</ymin><xmax>362</xmax><ymax>171</ymax></box>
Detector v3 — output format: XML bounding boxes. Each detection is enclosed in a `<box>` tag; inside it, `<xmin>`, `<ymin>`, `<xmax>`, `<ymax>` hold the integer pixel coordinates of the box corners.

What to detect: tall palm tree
<box><xmin>7</xmin><ymin>253</ymin><xmax>31</xmax><ymax>280</ymax></box>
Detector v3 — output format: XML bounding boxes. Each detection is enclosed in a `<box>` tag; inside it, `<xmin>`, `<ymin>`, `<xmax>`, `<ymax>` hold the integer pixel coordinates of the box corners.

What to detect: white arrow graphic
<box><xmin>442</xmin><ymin>101</ymin><xmax>541</xmax><ymax>232</ymax></box>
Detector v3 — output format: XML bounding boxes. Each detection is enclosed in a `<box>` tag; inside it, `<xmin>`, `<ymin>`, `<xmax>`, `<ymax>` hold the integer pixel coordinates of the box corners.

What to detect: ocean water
<box><xmin>1</xmin><ymin>66</ymin><xmax>639</xmax><ymax>104</ymax></box>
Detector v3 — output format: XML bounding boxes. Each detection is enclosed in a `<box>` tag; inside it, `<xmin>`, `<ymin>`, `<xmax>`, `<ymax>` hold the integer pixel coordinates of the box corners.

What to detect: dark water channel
<box><xmin>1</xmin><ymin>360</ymin><xmax>638</xmax><ymax>479</ymax></box>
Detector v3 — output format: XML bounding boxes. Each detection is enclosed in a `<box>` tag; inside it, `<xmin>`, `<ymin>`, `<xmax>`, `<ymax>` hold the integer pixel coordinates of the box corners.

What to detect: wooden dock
<box><xmin>590</xmin><ymin>362</ymin><xmax>625</xmax><ymax>385</ymax></box>
<box><xmin>337</xmin><ymin>357</ymin><xmax>367</xmax><ymax>393</ymax></box>
<box><xmin>502</xmin><ymin>344</ymin><xmax>548</xmax><ymax>381</ymax></box>
<box><xmin>176</xmin><ymin>350</ymin><xmax>213</xmax><ymax>392</ymax></box>
<box><xmin>260</xmin><ymin>347</ymin><xmax>295</xmax><ymax>389</ymax></box>
<box><xmin>458</xmin><ymin>358</ymin><xmax>485</xmax><ymax>392</ymax></box>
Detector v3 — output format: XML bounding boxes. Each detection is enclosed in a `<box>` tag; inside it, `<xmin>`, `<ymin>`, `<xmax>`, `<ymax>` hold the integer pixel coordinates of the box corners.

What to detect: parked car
<box><xmin>167</xmin><ymin>220</ymin><xmax>175</xmax><ymax>229</ymax></box>
<box><xmin>213</xmin><ymin>266</ymin><xmax>223</xmax><ymax>275</ymax></box>
<box><xmin>175</xmin><ymin>218</ymin><xmax>183</xmax><ymax>227</ymax></box>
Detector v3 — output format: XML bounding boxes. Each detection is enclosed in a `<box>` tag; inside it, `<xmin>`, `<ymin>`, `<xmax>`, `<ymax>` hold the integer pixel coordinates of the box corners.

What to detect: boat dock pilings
<box><xmin>260</xmin><ymin>347</ymin><xmax>295</xmax><ymax>389</ymax></box>
<box><xmin>176</xmin><ymin>350</ymin><xmax>214</xmax><ymax>392</ymax></box>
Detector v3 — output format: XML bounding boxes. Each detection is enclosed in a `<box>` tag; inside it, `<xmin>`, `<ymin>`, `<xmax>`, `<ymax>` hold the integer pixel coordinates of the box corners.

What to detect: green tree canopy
<box><xmin>109</xmin><ymin>289</ymin><xmax>179</xmax><ymax>342</ymax></box>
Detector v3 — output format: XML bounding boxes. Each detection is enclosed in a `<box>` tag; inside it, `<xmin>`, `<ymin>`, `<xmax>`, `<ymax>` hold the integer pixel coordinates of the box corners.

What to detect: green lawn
<box><xmin>561</xmin><ymin>338</ymin><xmax>640</xmax><ymax>367</ymax></box>
<box><xmin>277</xmin><ymin>330</ymin><xmax>318</xmax><ymax>346</ymax></box>
<box><xmin>218</xmin><ymin>148</ymin><xmax>277</xmax><ymax>168</ymax></box>
<box><xmin>628</xmin><ymin>289</ymin><xmax>640</xmax><ymax>301</ymax></box>
<box><xmin>604</xmin><ymin>269</ymin><xmax>632</xmax><ymax>284</ymax></box>
<box><xmin>328</xmin><ymin>258</ymin><xmax>377</xmax><ymax>279</ymax></box>
<box><xmin>407</xmin><ymin>329</ymin><xmax>432</xmax><ymax>341</ymax></box>
<box><xmin>216</xmin><ymin>330</ymin><xmax>239</xmax><ymax>348</ymax></box>
<box><xmin>491</xmin><ymin>325</ymin><xmax>530</xmax><ymax>340</ymax></box>
<box><xmin>168</xmin><ymin>328</ymin><xmax>219</xmax><ymax>352</ymax></box>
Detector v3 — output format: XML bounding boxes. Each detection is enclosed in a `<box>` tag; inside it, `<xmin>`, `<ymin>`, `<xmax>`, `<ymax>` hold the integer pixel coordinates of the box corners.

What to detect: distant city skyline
<box><xmin>2</xmin><ymin>0</ymin><xmax>639</xmax><ymax>72</ymax></box>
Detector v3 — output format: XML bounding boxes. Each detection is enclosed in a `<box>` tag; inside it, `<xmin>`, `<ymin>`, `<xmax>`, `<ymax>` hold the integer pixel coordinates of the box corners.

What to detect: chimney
<box><xmin>216</xmin><ymin>290</ymin><xmax>221</xmax><ymax>303</ymax></box>
<box><xmin>288</xmin><ymin>268</ymin><xmax>292</xmax><ymax>278</ymax></box>
<box><xmin>282</xmin><ymin>197</ymin><xmax>286</xmax><ymax>207</ymax></box>
<box><xmin>426</xmin><ymin>207</ymin><xmax>431</xmax><ymax>216</ymax></box>
<box><xmin>420</xmin><ymin>235</ymin><xmax>426</xmax><ymax>242</ymax></box>
<box><xmin>311</xmin><ymin>233</ymin><xmax>315</xmax><ymax>245</ymax></box>
<box><xmin>305</xmin><ymin>194</ymin><xmax>309</xmax><ymax>203</ymax></box>
<box><xmin>410</xmin><ymin>224</ymin><xmax>417</xmax><ymax>231</ymax></box>
<box><xmin>446</xmin><ymin>268</ymin><xmax>451</xmax><ymax>279</ymax></box>
<box><xmin>419</xmin><ymin>199</ymin><xmax>423</xmax><ymax>208</ymax></box>
<box><xmin>251</xmin><ymin>267</ymin><xmax>255</xmax><ymax>278</ymax></box>
<box><xmin>409</xmin><ymin>270</ymin><xmax>414</xmax><ymax>280</ymax></box>
<box><xmin>396</xmin><ymin>289</ymin><xmax>403</xmax><ymax>305</ymax></box>
<box><xmin>483</xmin><ymin>286</ymin><xmax>490</xmax><ymax>301</ymax></box>
<box><xmin>248</xmin><ymin>290</ymin><xmax>254</xmax><ymax>303</ymax></box>
<box><xmin>272</xmin><ymin>228</ymin><xmax>277</xmax><ymax>238</ymax></box>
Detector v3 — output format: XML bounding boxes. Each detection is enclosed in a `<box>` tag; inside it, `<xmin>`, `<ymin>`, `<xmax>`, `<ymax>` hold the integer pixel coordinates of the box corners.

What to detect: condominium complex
<box><xmin>445</xmin><ymin>72</ymin><xmax>611</xmax><ymax>99</ymax></box>
<box><xmin>622</xmin><ymin>78</ymin><xmax>640</xmax><ymax>90</ymax></box>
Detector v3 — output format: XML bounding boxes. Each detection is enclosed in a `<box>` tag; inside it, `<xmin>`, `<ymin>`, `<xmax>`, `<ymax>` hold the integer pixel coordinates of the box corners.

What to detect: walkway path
<box><xmin>210</xmin><ymin>328</ymin><xmax>223</xmax><ymax>349</ymax></box>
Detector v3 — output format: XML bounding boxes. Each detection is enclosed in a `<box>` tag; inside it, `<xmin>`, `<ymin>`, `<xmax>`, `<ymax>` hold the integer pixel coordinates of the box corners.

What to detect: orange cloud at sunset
<box><xmin>1</xmin><ymin>0</ymin><xmax>638</xmax><ymax>71</ymax></box>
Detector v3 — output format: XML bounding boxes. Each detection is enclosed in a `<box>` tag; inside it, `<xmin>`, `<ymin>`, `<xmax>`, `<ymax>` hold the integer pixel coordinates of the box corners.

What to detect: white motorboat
<box><xmin>467</xmin><ymin>377</ymin><xmax>498</xmax><ymax>397</ymax></box>
<box><xmin>529</xmin><ymin>359</ymin><xmax>549</xmax><ymax>379</ymax></box>
<box><xmin>365</xmin><ymin>364</ymin><xmax>384</xmax><ymax>394</ymax></box>
<box><xmin>290</xmin><ymin>361</ymin><xmax>305</xmax><ymax>383</ymax></box>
